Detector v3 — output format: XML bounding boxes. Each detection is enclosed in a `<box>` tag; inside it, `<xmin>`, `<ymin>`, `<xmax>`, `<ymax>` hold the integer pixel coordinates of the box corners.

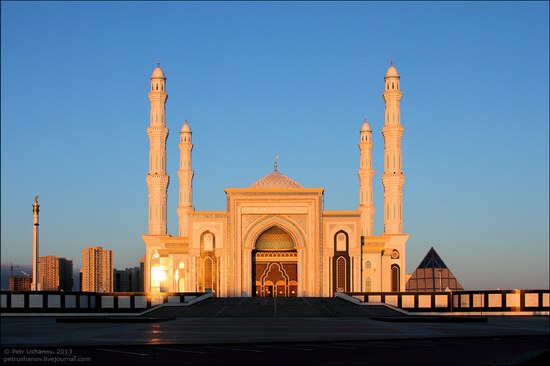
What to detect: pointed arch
<box><xmin>243</xmin><ymin>215</ymin><xmax>306</xmax><ymax>251</ymax></box>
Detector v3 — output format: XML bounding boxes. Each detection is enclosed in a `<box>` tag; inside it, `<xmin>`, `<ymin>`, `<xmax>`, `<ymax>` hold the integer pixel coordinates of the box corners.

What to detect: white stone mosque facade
<box><xmin>143</xmin><ymin>64</ymin><xmax>408</xmax><ymax>297</ymax></box>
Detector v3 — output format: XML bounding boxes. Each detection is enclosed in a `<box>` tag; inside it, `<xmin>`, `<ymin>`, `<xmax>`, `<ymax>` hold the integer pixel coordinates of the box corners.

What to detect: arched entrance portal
<box><xmin>252</xmin><ymin>226</ymin><xmax>298</xmax><ymax>297</ymax></box>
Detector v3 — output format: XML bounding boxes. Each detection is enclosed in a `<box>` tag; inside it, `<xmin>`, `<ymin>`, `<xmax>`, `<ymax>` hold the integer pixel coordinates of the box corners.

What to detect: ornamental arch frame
<box><xmin>241</xmin><ymin>215</ymin><xmax>307</xmax><ymax>297</ymax></box>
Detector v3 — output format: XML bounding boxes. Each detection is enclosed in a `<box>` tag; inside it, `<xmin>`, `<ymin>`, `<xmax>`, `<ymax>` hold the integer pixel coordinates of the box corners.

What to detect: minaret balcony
<box><xmin>146</xmin><ymin>174</ymin><xmax>169</xmax><ymax>188</ymax></box>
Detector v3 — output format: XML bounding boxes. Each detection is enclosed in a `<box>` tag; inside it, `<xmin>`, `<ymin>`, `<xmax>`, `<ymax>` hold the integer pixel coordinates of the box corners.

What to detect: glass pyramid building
<box><xmin>406</xmin><ymin>247</ymin><xmax>464</xmax><ymax>291</ymax></box>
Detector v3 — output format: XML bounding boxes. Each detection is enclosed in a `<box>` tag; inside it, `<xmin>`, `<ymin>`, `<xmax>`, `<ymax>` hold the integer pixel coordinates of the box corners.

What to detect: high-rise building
<box><xmin>38</xmin><ymin>256</ymin><xmax>58</xmax><ymax>291</ymax></box>
<box><xmin>58</xmin><ymin>258</ymin><xmax>73</xmax><ymax>291</ymax></box>
<box><xmin>114</xmin><ymin>265</ymin><xmax>144</xmax><ymax>292</ymax></box>
<box><xmin>38</xmin><ymin>256</ymin><xmax>74</xmax><ymax>291</ymax></box>
<box><xmin>9</xmin><ymin>275</ymin><xmax>32</xmax><ymax>291</ymax></box>
<box><xmin>81</xmin><ymin>246</ymin><xmax>113</xmax><ymax>292</ymax></box>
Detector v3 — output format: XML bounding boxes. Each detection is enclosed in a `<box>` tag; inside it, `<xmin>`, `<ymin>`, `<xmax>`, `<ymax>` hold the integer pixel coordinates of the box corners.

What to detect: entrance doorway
<box><xmin>253</xmin><ymin>257</ymin><xmax>298</xmax><ymax>297</ymax></box>
<box><xmin>252</xmin><ymin>226</ymin><xmax>298</xmax><ymax>297</ymax></box>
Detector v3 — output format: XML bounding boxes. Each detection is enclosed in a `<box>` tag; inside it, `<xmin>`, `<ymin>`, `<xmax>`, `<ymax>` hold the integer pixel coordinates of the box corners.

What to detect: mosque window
<box><xmin>392</xmin><ymin>82</ymin><xmax>394</xmax><ymax>89</ymax></box>
<box><xmin>365</xmin><ymin>260</ymin><xmax>372</xmax><ymax>268</ymax></box>
<box><xmin>336</xmin><ymin>257</ymin><xmax>346</xmax><ymax>291</ymax></box>
<box><xmin>156</xmin><ymin>84</ymin><xmax>158</xmax><ymax>91</ymax></box>
<box><xmin>391</xmin><ymin>264</ymin><xmax>400</xmax><ymax>291</ymax></box>
<box><xmin>365</xmin><ymin>277</ymin><xmax>372</xmax><ymax>292</ymax></box>
<box><xmin>204</xmin><ymin>257</ymin><xmax>213</xmax><ymax>290</ymax></box>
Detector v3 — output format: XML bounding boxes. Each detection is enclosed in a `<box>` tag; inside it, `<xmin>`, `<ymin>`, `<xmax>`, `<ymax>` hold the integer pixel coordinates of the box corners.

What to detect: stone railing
<box><xmin>0</xmin><ymin>291</ymin><xmax>211</xmax><ymax>315</ymax></box>
<box><xmin>342</xmin><ymin>289</ymin><xmax>550</xmax><ymax>315</ymax></box>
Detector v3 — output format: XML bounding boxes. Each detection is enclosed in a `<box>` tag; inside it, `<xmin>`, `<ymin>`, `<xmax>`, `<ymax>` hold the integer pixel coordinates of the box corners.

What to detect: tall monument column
<box><xmin>146</xmin><ymin>64</ymin><xmax>169</xmax><ymax>235</ymax></box>
<box><xmin>382</xmin><ymin>63</ymin><xmax>405</xmax><ymax>234</ymax></box>
<box><xmin>177</xmin><ymin>121</ymin><xmax>194</xmax><ymax>237</ymax></box>
<box><xmin>358</xmin><ymin>120</ymin><xmax>375</xmax><ymax>236</ymax></box>
<box><xmin>31</xmin><ymin>195</ymin><xmax>40</xmax><ymax>291</ymax></box>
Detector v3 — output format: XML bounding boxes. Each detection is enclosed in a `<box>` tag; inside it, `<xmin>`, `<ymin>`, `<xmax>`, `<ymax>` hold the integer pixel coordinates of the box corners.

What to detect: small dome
<box><xmin>151</xmin><ymin>65</ymin><xmax>165</xmax><ymax>79</ymax></box>
<box><xmin>181</xmin><ymin>121</ymin><xmax>191</xmax><ymax>133</ymax></box>
<box><xmin>250</xmin><ymin>170</ymin><xmax>303</xmax><ymax>189</ymax></box>
<box><xmin>361</xmin><ymin>120</ymin><xmax>371</xmax><ymax>132</ymax></box>
<box><xmin>385</xmin><ymin>64</ymin><xmax>399</xmax><ymax>78</ymax></box>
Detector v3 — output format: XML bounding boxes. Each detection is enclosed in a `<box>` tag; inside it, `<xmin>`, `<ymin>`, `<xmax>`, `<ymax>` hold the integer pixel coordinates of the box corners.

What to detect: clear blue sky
<box><xmin>1</xmin><ymin>1</ymin><xmax>548</xmax><ymax>290</ymax></box>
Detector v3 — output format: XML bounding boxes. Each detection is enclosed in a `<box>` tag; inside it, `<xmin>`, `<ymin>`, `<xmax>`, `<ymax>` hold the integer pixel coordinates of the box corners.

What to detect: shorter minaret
<box><xmin>177</xmin><ymin>121</ymin><xmax>194</xmax><ymax>237</ymax></box>
<box><xmin>358</xmin><ymin>120</ymin><xmax>375</xmax><ymax>236</ymax></box>
<box><xmin>31</xmin><ymin>195</ymin><xmax>40</xmax><ymax>291</ymax></box>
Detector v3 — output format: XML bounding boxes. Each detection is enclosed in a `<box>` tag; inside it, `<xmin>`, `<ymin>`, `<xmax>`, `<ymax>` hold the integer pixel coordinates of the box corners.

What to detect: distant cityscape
<box><xmin>4</xmin><ymin>246</ymin><xmax>144</xmax><ymax>292</ymax></box>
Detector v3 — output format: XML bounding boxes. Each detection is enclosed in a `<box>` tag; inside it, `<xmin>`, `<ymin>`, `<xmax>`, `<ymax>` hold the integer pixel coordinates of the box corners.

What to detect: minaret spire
<box><xmin>382</xmin><ymin>62</ymin><xmax>405</xmax><ymax>234</ymax></box>
<box><xmin>358</xmin><ymin>120</ymin><xmax>375</xmax><ymax>236</ymax></box>
<box><xmin>177</xmin><ymin>120</ymin><xmax>194</xmax><ymax>237</ymax></box>
<box><xmin>146</xmin><ymin>64</ymin><xmax>169</xmax><ymax>235</ymax></box>
<box><xmin>31</xmin><ymin>195</ymin><xmax>40</xmax><ymax>291</ymax></box>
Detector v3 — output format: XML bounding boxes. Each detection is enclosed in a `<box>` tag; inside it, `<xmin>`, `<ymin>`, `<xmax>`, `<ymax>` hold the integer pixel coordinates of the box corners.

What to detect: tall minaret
<box><xmin>382</xmin><ymin>63</ymin><xmax>405</xmax><ymax>234</ymax></box>
<box><xmin>146</xmin><ymin>64</ymin><xmax>169</xmax><ymax>235</ymax></box>
<box><xmin>358</xmin><ymin>120</ymin><xmax>375</xmax><ymax>236</ymax></box>
<box><xmin>177</xmin><ymin>121</ymin><xmax>194</xmax><ymax>237</ymax></box>
<box><xmin>31</xmin><ymin>195</ymin><xmax>40</xmax><ymax>291</ymax></box>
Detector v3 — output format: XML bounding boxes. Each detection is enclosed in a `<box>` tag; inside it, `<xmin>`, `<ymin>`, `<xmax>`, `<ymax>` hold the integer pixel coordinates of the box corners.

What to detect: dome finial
<box><xmin>361</xmin><ymin>119</ymin><xmax>371</xmax><ymax>132</ymax></box>
<box><xmin>181</xmin><ymin>120</ymin><xmax>191</xmax><ymax>133</ymax></box>
<box><xmin>385</xmin><ymin>61</ymin><xmax>399</xmax><ymax>78</ymax></box>
<box><xmin>274</xmin><ymin>155</ymin><xmax>279</xmax><ymax>171</ymax></box>
<box><xmin>151</xmin><ymin>63</ymin><xmax>165</xmax><ymax>79</ymax></box>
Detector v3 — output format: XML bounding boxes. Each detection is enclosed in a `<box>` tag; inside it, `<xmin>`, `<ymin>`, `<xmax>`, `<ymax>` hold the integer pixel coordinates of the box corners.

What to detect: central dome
<box><xmin>249</xmin><ymin>170</ymin><xmax>303</xmax><ymax>189</ymax></box>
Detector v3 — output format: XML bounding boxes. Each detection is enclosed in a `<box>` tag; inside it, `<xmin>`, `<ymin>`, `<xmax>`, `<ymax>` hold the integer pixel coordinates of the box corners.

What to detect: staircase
<box><xmin>146</xmin><ymin>297</ymin><xmax>406</xmax><ymax>318</ymax></box>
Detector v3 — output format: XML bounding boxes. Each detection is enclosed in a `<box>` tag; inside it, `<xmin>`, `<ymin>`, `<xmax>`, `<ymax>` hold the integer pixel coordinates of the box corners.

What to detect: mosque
<box><xmin>143</xmin><ymin>64</ymin><xmax>408</xmax><ymax>297</ymax></box>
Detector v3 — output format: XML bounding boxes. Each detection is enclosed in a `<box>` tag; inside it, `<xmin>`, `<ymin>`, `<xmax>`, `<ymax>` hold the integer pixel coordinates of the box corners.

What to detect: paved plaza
<box><xmin>1</xmin><ymin>298</ymin><xmax>548</xmax><ymax>365</ymax></box>
<box><xmin>1</xmin><ymin>314</ymin><xmax>549</xmax><ymax>347</ymax></box>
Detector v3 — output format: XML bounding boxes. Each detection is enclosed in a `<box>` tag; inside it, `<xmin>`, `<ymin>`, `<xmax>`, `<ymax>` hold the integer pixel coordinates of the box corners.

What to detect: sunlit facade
<box><xmin>143</xmin><ymin>64</ymin><xmax>409</xmax><ymax>296</ymax></box>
